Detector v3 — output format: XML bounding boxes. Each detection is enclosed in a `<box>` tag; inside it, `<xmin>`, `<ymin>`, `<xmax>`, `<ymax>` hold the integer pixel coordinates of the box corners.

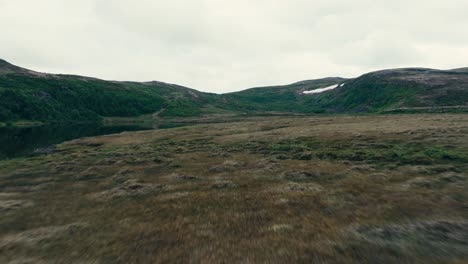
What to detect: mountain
<box><xmin>0</xmin><ymin>59</ymin><xmax>219</xmax><ymax>122</ymax></box>
<box><xmin>300</xmin><ymin>68</ymin><xmax>468</xmax><ymax>113</ymax></box>
<box><xmin>452</xmin><ymin>67</ymin><xmax>468</xmax><ymax>73</ymax></box>
<box><xmin>219</xmin><ymin>77</ymin><xmax>347</xmax><ymax>113</ymax></box>
<box><xmin>223</xmin><ymin>68</ymin><xmax>468</xmax><ymax>114</ymax></box>
<box><xmin>1</xmin><ymin>58</ymin><xmax>467</xmax><ymax>123</ymax></box>
<box><xmin>0</xmin><ymin>59</ymin><xmax>39</xmax><ymax>75</ymax></box>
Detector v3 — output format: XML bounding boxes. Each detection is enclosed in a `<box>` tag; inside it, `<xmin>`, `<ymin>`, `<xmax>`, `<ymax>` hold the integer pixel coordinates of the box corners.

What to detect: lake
<box><xmin>0</xmin><ymin>123</ymin><xmax>179</xmax><ymax>159</ymax></box>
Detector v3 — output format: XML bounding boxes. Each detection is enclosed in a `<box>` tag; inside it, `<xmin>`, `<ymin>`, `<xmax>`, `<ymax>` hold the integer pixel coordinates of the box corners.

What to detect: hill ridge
<box><xmin>0</xmin><ymin>58</ymin><xmax>467</xmax><ymax>122</ymax></box>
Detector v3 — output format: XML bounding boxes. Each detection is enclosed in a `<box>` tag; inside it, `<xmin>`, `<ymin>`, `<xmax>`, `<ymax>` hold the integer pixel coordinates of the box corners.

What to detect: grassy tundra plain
<box><xmin>1</xmin><ymin>114</ymin><xmax>468</xmax><ymax>263</ymax></box>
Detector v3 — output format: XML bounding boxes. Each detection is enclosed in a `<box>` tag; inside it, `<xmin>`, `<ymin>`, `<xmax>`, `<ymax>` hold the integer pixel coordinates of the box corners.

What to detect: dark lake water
<box><xmin>0</xmin><ymin>123</ymin><xmax>159</xmax><ymax>160</ymax></box>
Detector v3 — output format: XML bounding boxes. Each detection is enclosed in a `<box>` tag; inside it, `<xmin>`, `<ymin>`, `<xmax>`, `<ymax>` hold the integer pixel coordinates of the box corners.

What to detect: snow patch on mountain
<box><xmin>303</xmin><ymin>83</ymin><xmax>344</xmax><ymax>95</ymax></box>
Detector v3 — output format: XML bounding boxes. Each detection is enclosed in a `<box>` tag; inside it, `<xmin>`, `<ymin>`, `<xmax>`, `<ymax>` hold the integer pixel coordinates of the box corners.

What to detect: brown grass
<box><xmin>0</xmin><ymin>114</ymin><xmax>467</xmax><ymax>263</ymax></box>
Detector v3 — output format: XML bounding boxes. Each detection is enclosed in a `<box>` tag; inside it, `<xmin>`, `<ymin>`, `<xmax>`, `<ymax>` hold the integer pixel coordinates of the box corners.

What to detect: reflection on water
<box><xmin>0</xmin><ymin>120</ymin><xmax>197</xmax><ymax>159</ymax></box>
<box><xmin>0</xmin><ymin>123</ymin><xmax>154</xmax><ymax>159</ymax></box>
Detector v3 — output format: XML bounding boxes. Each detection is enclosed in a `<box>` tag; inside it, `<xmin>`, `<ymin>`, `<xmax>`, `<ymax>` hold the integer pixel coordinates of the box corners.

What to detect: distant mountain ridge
<box><xmin>0</xmin><ymin>58</ymin><xmax>467</xmax><ymax>122</ymax></box>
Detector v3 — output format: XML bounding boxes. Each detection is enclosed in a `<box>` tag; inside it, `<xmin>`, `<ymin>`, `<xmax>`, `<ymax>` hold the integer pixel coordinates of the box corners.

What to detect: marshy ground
<box><xmin>1</xmin><ymin>114</ymin><xmax>468</xmax><ymax>263</ymax></box>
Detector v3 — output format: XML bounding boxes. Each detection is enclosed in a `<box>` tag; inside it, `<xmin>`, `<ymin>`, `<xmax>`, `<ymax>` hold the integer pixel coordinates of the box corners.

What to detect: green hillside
<box><xmin>1</xmin><ymin>58</ymin><xmax>467</xmax><ymax>123</ymax></box>
<box><xmin>0</xmin><ymin>59</ymin><xmax>218</xmax><ymax>122</ymax></box>
<box><xmin>223</xmin><ymin>68</ymin><xmax>468</xmax><ymax>114</ymax></box>
<box><xmin>301</xmin><ymin>68</ymin><xmax>468</xmax><ymax>113</ymax></box>
<box><xmin>220</xmin><ymin>77</ymin><xmax>346</xmax><ymax>113</ymax></box>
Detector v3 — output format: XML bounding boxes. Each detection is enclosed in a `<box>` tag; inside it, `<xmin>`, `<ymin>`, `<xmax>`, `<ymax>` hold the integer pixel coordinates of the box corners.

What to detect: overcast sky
<box><xmin>1</xmin><ymin>0</ymin><xmax>468</xmax><ymax>93</ymax></box>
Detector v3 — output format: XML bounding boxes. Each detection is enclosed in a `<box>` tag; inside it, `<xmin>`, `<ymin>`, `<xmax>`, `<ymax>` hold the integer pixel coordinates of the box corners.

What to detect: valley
<box><xmin>3</xmin><ymin>1</ymin><xmax>467</xmax><ymax>263</ymax></box>
<box><xmin>1</xmin><ymin>59</ymin><xmax>468</xmax><ymax>263</ymax></box>
<box><xmin>1</xmin><ymin>114</ymin><xmax>467</xmax><ymax>263</ymax></box>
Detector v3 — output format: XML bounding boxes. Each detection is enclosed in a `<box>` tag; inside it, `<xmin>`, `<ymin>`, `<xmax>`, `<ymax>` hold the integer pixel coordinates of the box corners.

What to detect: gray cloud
<box><xmin>1</xmin><ymin>0</ymin><xmax>467</xmax><ymax>93</ymax></box>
